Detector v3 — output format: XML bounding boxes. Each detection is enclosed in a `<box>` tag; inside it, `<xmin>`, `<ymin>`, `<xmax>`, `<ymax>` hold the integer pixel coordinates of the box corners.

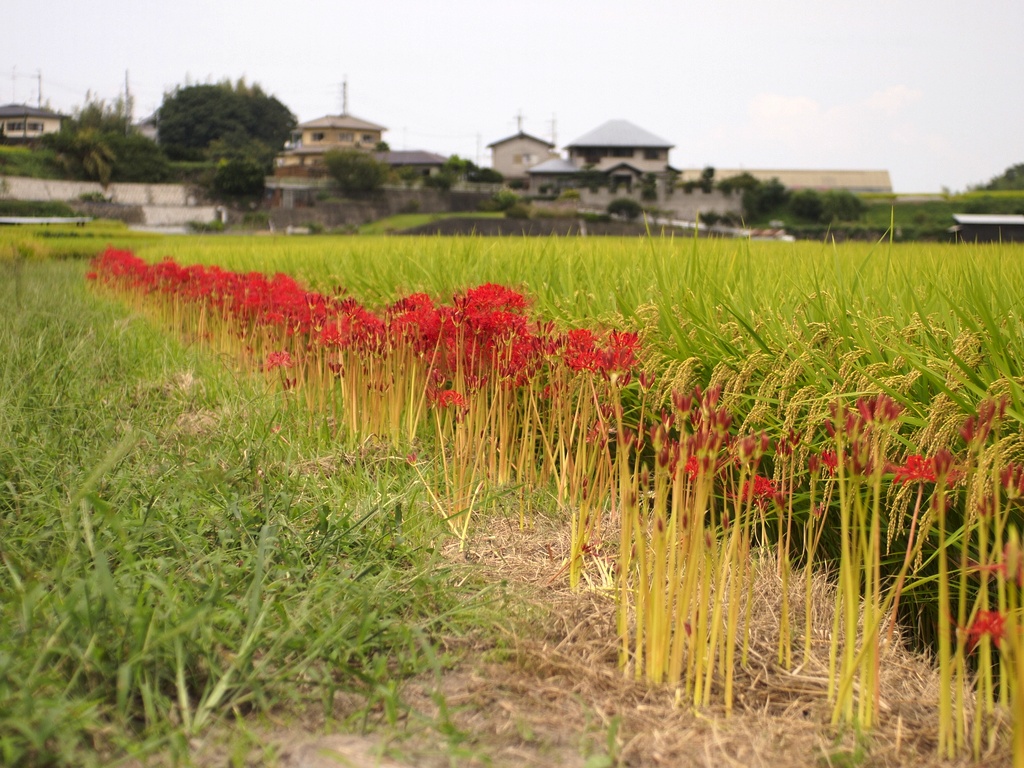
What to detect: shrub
<box><xmin>789</xmin><ymin>189</ymin><xmax>824</xmax><ymax>222</ymax></box>
<box><xmin>324</xmin><ymin>149</ymin><xmax>388</xmax><ymax>196</ymax></box>
<box><xmin>820</xmin><ymin>190</ymin><xmax>865</xmax><ymax>223</ymax></box>
<box><xmin>607</xmin><ymin>197</ymin><xmax>643</xmax><ymax>221</ymax></box>
<box><xmin>505</xmin><ymin>202</ymin><xmax>532</xmax><ymax>219</ymax></box>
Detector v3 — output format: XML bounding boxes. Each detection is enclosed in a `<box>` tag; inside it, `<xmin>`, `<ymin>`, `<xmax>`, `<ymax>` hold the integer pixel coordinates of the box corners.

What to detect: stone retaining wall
<box><xmin>1</xmin><ymin>176</ymin><xmax>216</xmax><ymax>226</ymax></box>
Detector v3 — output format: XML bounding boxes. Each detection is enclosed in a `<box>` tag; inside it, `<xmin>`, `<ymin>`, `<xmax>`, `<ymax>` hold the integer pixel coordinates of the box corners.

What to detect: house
<box><xmin>275</xmin><ymin>113</ymin><xmax>387</xmax><ymax>175</ymax></box>
<box><xmin>133</xmin><ymin>112</ymin><xmax>159</xmax><ymax>142</ymax></box>
<box><xmin>487</xmin><ymin>131</ymin><xmax>559</xmax><ymax>181</ymax></box>
<box><xmin>678</xmin><ymin>168</ymin><xmax>893</xmax><ymax>194</ymax></box>
<box><xmin>522</xmin><ymin>119</ymin><xmax>676</xmax><ymax>193</ymax></box>
<box><xmin>374</xmin><ymin>150</ymin><xmax>447</xmax><ymax>178</ymax></box>
<box><xmin>949</xmin><ymin>213</ymin><xmax>1024</xmax><ymax>243</ymax></box>
<box><xmin>0</xmin><ymin>104</ymin><xmax>64</xmax><ymax>143</ymax></box>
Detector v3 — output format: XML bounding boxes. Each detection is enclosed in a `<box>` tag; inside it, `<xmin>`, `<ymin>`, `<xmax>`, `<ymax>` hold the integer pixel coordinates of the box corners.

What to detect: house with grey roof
<box><xmin>0</xmin><ymin>104</ymin><xmax>65</xmax><ymax>143</ymax></box>
<box><xmin>374</xmin><ymin>150</ymin><xmax>447</xmax><ymax>179</ymax></box>
<box><xmin>524</xmin><ymin>119</ymin><xmax>676</xmax><ymax>193</ymax></box>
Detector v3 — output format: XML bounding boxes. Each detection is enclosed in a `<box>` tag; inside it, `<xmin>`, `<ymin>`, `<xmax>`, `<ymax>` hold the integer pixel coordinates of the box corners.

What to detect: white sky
<box><xmin>6</xmin><ymin>0</ymin><xmax>1022</xmax><ymax>192</ymax></box>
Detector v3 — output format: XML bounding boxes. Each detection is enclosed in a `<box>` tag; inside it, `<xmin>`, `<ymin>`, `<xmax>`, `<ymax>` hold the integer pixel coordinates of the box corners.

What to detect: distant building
<box><xmin>374</xmin><ymin>149</ymin><xmax>447</xmax><ymax>178</ymax></box>
<box><xmin>0</xmin><ymin>104</ymin><xmax>64</xmax><ymax>143</ymax></box>
<box><xmin>517</xmin><ymin>119</ymin><xmax>676</xmax><ymax>193</ymax></box>
<box><xmin>949</xmin><ymin>213</ymin><xmax>1024</xmax><ymax>243</ymax></box>
<box><xmin>275</xmin><ymin>113</ymin><xmax>387</xmax><ymax>176</ymax></box>
<box><xmin>566</xmin><ymin>120</ymin><xmax>674</xmax><ymax>173</ymax></box>
<box><xmin>487</xmin><ymin>131</ymin><xmax>559</xmax><ymax>181</ymax></box>
<box><xmin>133</xmin><ymin>112</ymin><xmax>159</xmax><ymax>142</ymax></box>
<box><xmin>679</xmin><ymin>168</ymin><xmax>893</xmax><ymax>194</ymax></box>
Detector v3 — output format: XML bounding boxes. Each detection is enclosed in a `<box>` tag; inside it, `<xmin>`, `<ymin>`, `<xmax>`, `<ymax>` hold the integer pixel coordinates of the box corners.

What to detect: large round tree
<box><xmin>157</xmin><ymin>80</ymin><xmax>295</xmax><ymax>162</ymax></box>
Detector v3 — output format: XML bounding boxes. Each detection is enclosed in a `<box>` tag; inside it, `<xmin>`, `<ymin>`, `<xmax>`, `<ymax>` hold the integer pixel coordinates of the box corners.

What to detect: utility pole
<box><xmin>124</xmin><ymin>70</ymin><xmax>134</xmax><ymax>134</ymax></box>
<box><xmin>550</xmin><ymin>114</ymin><xmax>557</xmax><ymax>147</ymax></box>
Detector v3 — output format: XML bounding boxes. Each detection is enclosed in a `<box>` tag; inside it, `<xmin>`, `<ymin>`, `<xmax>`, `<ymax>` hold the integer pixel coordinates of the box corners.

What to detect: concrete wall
<box><xmin>0</xmin><ymin>175</ymin><xmax>217</xmax><ymax>226</ymax></box>
<box><xmin>577</xmin><ymin>186</ymin><xmax>741</xmax><ymax>222</ymax></box>
<box><xmin>266</xmin><ymin>187</ymin><xmax>493</xmax><ymax>230</ymax></box>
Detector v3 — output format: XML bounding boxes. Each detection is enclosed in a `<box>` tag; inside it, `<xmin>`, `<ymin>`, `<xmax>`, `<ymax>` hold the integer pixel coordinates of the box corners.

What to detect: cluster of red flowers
<box><xmin>88</xmin><ymin>248</ymin><xmax>643</xmax><ymax>396</ymax></box>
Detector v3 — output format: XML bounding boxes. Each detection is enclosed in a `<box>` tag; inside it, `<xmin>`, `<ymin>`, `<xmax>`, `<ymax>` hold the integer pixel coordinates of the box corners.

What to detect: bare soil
<box><xmin>187</xmin><ymin>513</ymin><xmax>1009</xmax><ymax>768</ymax></box>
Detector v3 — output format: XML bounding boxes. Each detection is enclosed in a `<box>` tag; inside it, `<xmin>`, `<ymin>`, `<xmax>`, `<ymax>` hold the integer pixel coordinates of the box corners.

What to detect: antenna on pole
<box><xmin>515</xmin><ymin>109</ymin><xmax>524</xmax><ymax>133</ymax></box>
<box><xmin>37</xmin><ymin>70</ymin><xmax>42</xmax><ymax>108</ymax></box>
<box><xmin>341</xmin><ymin>76</ymin><xmax>348</xmax><ymax>116</ymax></box>
<box><xmin>550</xmin><ymin>113</ymin><xmax>557</xmax><ymax>147</ymax></box>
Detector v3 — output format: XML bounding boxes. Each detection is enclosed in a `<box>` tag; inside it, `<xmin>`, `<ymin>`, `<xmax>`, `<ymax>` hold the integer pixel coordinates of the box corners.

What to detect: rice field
<box><xmin>6</xmin><ymin>228</ymin><xmax>1024</xmax><ymax>765</ymax></box>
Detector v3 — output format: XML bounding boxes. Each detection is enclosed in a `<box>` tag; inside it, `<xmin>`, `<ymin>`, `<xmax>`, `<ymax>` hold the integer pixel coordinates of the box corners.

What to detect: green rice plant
<box><xmin>90</xmin><ymin>235</ymin><xmax>1024</xmax><ymax>758</ymax></box>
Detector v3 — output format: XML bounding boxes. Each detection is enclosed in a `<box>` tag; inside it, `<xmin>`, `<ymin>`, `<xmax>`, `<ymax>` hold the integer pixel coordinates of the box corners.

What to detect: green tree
<box><xmin>44</xmin><ymin>128</ymin><xmax>116</xmax><ymax>185</ymax></box>
<box><xmin>106</xmin><ymin>133</ymin><xmax>171</xmax><ymax>183</ymax></box>
<box><xmin>157</xmin><ymin>80</ymin><xmax>295</xmax><ymax>162</ymax></box>
<box><xmin>819</xmin><ymin>190</ymin><xmax>865</xmax><ymax>223</ymax></box>
<box><xmin>43</xmin><ymin>95</ymin><xmax>170</xmax><ymax>184</ymax></box>
<box><xmin>212</xmin><ymin>156</ymin><xmax>266</xmax><ymax>198</ymax></box>
<box><xmin>324</xmin><ymin>149</ymin><xmax>389</xmax><ymax>196</ymax></box>
<box><xmin>979</xmin><ymin>163</ymin><xmax>1024</xmax><ymax>191</ymax></box>
<box><xmin>423</xmin><ymin>155</ymin><xmax>471</xmax><ymax>191</ymax></box>
<box><xmin>789</xmin><ymin>189</ymin><xmax>824</xmax><ymax>222</ymax></box>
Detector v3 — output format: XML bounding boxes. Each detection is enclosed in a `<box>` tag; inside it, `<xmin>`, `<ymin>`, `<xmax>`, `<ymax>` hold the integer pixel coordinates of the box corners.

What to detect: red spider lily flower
<box><xmin>1000</xmin><ymin>463</ymin><xmax>1024</xmax><ymax>499</ymax></box>
<box><xmin>819</xmin><ymin>450</ymin><xmax>838</xmax><ymax>477</ymax></box>
<box><xmin>265</xmin><ymin>350</ymin><xmax>294</xmax><ymax>370</ymax></box>
<box><xmin>684</xmin><ymin>454</ymin><xmax>700</xmax><ymax>480</ymax></box>
<box><xmin>433</xmin><ymin>389</ymin><xmax>468</xmax><ymax>410</ymax></box>
<box><xmin>965</xmin><ymin>609</ymin><xmax>1006</xmax><ymax>651</ymax></box>
<box><xmin>739</xmin><ymin>475</ymin><xmax>779</xmax><ymax>508</ymax></box>
<box><xmin>889</xmin><ymin>454</ymin><xmax>936</xmax><ymax>484</ymax></box>
<box><xmin>856</xmin><ymin>393</ymin><xmax>904</xmax><ymax>427</ymax></box>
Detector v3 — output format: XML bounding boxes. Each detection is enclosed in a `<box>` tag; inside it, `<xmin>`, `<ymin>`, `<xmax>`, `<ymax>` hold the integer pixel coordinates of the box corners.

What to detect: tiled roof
<box><xmin>567</xmin><ymin>120</ymin><xmax>673</xmax><ymax>149</ymax></box>
<box><xmin>486</xmin><ymin>131</ymin><xmax>555</xmax><ymax>149</ymax></box>
<box><xmin>527</xmin><ymin>158</ymin><xmax>578</xmax><ymax>175</ymax></box>
<box><xmin>375</xmin><ymin>150</ymin><xmax>447</xmax><ymax>166</ymax></box>
<box><xmin>297</xmin><ymin>113</ymin><xmax>386</xmax><ymax>132</ymax></box>
<box><xmin>0</xmin><ymin>103</ymin><xmax>65</xmax><ymax>119</ymax></box>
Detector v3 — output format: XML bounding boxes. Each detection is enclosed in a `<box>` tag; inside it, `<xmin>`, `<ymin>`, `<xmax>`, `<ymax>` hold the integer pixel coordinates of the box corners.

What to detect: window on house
<box><xmin>339</xmin><ymin>132</ymin><xmax>353</xmax><ymax>142</ymax></box>
<box><xmin>362</xmin><ymin>134</ymin><xmax>374</xmax><ymax>142</ymax></box>
<box><xmin>513</xmin><ymin>154</ymin><xmax>523</xmax><ymax>164</ymax></box>
<box><xmin>612</xmin><ymin>147</ymin><xmax>633</xmax><ymax>158</ymax></box>
<box><xmin>8</xmin><ymin>121</ymin><xmax>25</xmax><ymax>131</ymax></box>
<box><xmin>27</xmin><ymin>122</ymin><xmax>44</xmax><ymax>132</ymax></box>
<box><xmin>311</xmin><ymin>132</ymin><xmax>326</xmax><ymax>142</ymax></box>
<box><xmin>644</xmin><ymin>149</ymin><xmax>662</xmax><ymax>160</ymax></box>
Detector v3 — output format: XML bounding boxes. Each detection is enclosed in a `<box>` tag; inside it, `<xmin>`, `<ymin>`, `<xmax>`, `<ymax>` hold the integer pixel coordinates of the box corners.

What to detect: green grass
<box><xmin>357</xmin><ymin>211</ymin><xmax>503</xmax><ymax>235</ymax></box>
<box><xmin>0</xmin><ymin>145</ymin><xmax>62</xmax><ymax>179</ymax></box>
<box><xmin>0</xmin><ymin>257</ymin><xmax>493</xmax><ymax>766</ymax></box>
<box><xmin>0</xmin><ymin>220</ymin><xmax>157</xmax><ymax>260</ymax></box>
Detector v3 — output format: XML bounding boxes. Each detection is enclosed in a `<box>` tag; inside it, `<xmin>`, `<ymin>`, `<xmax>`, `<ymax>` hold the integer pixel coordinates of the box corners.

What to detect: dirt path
<box><xmin>189</xmin><ymin>515</ymin><xmax>1003</xmax><ymax>767</ymax></box>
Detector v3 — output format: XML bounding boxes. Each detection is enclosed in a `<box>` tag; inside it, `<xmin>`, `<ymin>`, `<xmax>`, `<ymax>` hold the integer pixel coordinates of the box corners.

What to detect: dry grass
<box><xmin>358</xmin><ymin>512</ymin><xmax>1011</xmax><ymax>768</ymax></box>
